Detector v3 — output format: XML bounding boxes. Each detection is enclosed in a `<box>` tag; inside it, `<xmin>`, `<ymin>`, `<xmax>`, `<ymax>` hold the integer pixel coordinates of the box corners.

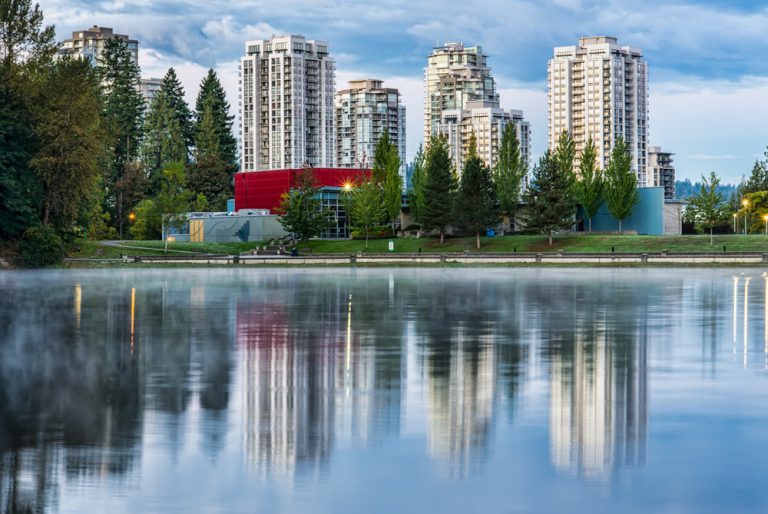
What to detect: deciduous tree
<box><xmin>604</xmin><ymin>138</ymin><xmax>639</xmax><ymax>234</ymax></box>
<box><xmin>687</xmin><ymin>171</ymin><xmax>727</xmax><ymax>245</ymax></box>
<box><xmin>276</xmin><ymin>168</ymin><xmax>330</xmax><ymax>248</ymax></box>
<box><xmin>573</xmin><ymin>137</ymin><xmax>603</xmax><ymax>233</ymax></box>
<box><xmin>493</xmin><ymin>122</ymin><xmax>526</xmax><ymax>232</ymax></box>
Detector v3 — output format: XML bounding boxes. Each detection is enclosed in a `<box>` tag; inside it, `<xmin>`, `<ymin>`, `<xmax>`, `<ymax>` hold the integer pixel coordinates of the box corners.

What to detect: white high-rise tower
<box><xmin>548</xmin><ymin>36</ymin><xmax>649</xmax><ymax>185</ymax></box>
<box><xmin>239</xmin><ymin>35</ymin><xmax>336</xmax><ymax>171</ymax></box>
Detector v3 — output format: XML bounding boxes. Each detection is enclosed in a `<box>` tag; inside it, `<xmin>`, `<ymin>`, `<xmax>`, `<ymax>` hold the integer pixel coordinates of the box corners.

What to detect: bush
<box><xmin>19</xmin><ymin>224</ymin><xmax>65</xmax><ymax>267</ymax></box>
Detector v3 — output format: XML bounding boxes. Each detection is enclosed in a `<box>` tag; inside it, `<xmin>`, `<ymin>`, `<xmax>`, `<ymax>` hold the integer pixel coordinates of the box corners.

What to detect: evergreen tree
<box><xmin>159</xmin><ymin>68</ymin><xmax>194</xmax><ymax>149</ymax></box>
<box><xmin>573</xmin><ymin>137</ymin><xmax>603</xmax><ymax>233</ymax></box>
<box><xmin>740</xmin><ymin>152</ymin><xmax>768</xmax><ymax>195</ymax></box>
<box><xmin>99</xmin><ymin>37</ymin><xmax>145</xmax><ymax>236</ymax></box>
<box><xmin>604</xmin><ymin>138</ymin><xmax>639</xmax><ymax>234</ymax></box>
<box><xmin>0</xmin><ymin>0</ymin><xmax>56</xmax><ymax>239</ymax></box>
<box><xmin>371</xmin><ymin>131</ymin><xmax>393</xmax><ymax>185</ymax></box>
<box><xmin>456</xmin><ymin>136</ymin><xmax>497</xmax><ymax>249</ymax></box>
<box><xmin>276</xmin><ymin>168</ymin><xmax>330</xmax><ymax>248</ymax></box>
<box><xmin>141</xmin><ymin>96</ymin><xmax>187</xmax><ymax>189</ymax></box>
<box><xmin>350</xmin><ymin>179</ymin><xmax>385</xmax><ymax>249</ymax></box>
<box><xmin>29</xmin><ymin>57</ymin><xmax>106</xmax><ymax>231</ymax></box>
<box><xmin>687</xmin><ymin>171</ymin><xmax>727</xmax><ymax>245</ymax></box>
<box><xmin>407</xmin><ymin>145</ymin><xmax>426</xmax><ymax>226</ymax></box>
<box><xmin>522</xmin><ymin>151</ymin><xmax>575</xmax><ymax>246</ymax></box>
<box><xmin>493</xmin><ymin>122</ymin><xmax>526</xmax><ymax>233</ymax></box>
<box><xmin>195</xmin><ymin>69</ymin><xmax>237</xmax><ymax>171</ymax></box>
<box><xmin>421</xmin><ymin>136</ymin><xmax>456</xmax><ymax>244</ymax></box>
<box><xmin>187</xmin><ymin>100</ymin><xmax>231</xmax><ymax>210</ymax></box>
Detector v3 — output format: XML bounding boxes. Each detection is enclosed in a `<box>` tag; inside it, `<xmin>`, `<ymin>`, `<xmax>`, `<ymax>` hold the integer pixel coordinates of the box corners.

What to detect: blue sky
<box><xmin>41</xmin><ymin>0</ymin><xmax>768</xmax><ymax>183</ymax></box>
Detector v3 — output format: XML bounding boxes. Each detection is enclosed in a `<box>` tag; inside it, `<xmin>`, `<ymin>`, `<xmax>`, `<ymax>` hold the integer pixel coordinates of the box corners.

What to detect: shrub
<box><xmin>19</xmin><ymin>224</ymin><xmax>65</xmax><ymax>267</ymax></box>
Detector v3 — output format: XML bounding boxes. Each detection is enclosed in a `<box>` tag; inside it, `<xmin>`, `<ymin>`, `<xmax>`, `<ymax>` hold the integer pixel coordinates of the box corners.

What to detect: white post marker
<box><xmin>388</xmin><ymin>241</ymin><xmax>394</xmax><ymax>253</ymax></box>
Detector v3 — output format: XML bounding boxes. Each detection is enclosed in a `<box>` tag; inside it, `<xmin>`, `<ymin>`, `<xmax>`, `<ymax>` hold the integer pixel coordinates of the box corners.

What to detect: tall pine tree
<box><xmin>160</xmin><ymin>68</ymin><xmax>194</xmax><ymax>149</ymax></box>
<box><xmin>99</xmin><ymin>37</ymin><xmax>145</xmax><ymax>236</ymax></box>
<box><xmin>522</xmin><ymin>151</ymin><xmax>575</xmax><ymax>246</ymax></box>
<box><xmin>421</xmin><ymin>135</ymin><xmax>456</xmax><ymax>244</ymax></box>
<box><xmin>187</xmin><ymin>99</ymin><xmax>232</xmax><ymax>210</ymax></box>
<box><xmin>195</xmin><ymin>69</ymin><xmax>237</xmax><ymax>171</ymax></box>
<box><xmin>140</xmin><ymin>88</ymin><xmax>188</xmax><ymax>193</ymax></box>
<box><xmin>456</xmin><ymin>136</ymin><xmax>497</xmax><ymax>249</ymax></box>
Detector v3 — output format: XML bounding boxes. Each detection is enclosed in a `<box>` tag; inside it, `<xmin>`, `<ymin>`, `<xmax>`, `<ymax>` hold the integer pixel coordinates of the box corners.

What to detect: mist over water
<box><xmin>1</xmin><ymin>268</ymin><xmax>768</xmax><ymax>513</ymax></box>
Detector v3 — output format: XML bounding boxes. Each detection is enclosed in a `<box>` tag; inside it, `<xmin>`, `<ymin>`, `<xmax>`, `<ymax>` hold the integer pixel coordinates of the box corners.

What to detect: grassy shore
<box><xmin>60</xmin><ymin>234</ymin><xmax>768</xmax><ymax>260</ymax></box>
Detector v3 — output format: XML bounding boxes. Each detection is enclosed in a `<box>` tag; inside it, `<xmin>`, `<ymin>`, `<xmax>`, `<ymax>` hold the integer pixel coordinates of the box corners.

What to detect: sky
<box><xmin>40</xmin><ymin>0</ymin><xmax>768</xmax><ymax>184</ymax></box>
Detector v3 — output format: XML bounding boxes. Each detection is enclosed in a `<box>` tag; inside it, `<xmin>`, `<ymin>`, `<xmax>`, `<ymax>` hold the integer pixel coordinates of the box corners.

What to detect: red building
<box><xmin>234</xmin><ymin>168</ymin><xmax>369</xmax><ymax>213</ymax></box>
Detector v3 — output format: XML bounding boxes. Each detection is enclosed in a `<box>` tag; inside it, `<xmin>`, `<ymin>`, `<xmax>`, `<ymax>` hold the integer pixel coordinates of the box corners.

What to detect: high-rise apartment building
<box><xmin>437</xmin><ymin>100</ymin><xmax>530</xmax><ymax>177</ymax></box>
<box><xmin>239</xmin><ymin>35</ymin><xmax>336</xmax><ymax>171</ymax></box>
<box><xmin>648</xmin><ymin>146</ymin><xmax>675</xmax><ymax>199</ymax></box>
<box><xmin>335</xmin><ymin>79</ymin><xmax>406</xmax><ymax>175</ymax></box>
<box><xmin>424</xmin><ymin>43</ymin><xmax>499</xmax><ymax>148</ymax></box>
<box><xmin>58</xmin><ymin>26</ymin><xmax>139</xmax><ymax>66</ymax></box>
<box><xmin>548</xmin><ymin>36</ymin><xmax>649</xmax><ymax>185</ymax></box>
<box><xmin>139</xmin><ymin>77</ymin><xmax>162</xmax><ymax>105</ymax></box>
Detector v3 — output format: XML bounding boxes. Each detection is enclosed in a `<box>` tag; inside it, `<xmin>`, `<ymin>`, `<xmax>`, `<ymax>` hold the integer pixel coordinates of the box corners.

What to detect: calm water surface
<box><xmin>1</xmin><ymin>268</ymin><xmax>768</xmax><ymax>513</ymax></box>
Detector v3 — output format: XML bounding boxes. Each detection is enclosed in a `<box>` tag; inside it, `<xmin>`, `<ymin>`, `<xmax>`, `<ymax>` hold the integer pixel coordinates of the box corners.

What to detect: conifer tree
<box><xmin>493</xmin><ymin>123</ymin><xmax>526</xmax><ymax>233</ymax></box>
<box><xmin>604</xmin><ymin>137</ymin><xmax>639</xmax><ymax>234</ymax></box>
<box><xmin>187</xmin><ymin>99</ymin><xmax>231</xmax><ymax>210</ymax></box>
<box><xmin>573</xmin><ymin>137</ymin><xmax>603</xmax><ymax>233</ymax></box>
<box><xmin>99</xmin><ymin>37</ymin><xmax>145</xmax><ymax>235</ymax></box>
<box><xmin>421</xmin><ymin>135</ymin><xmax>456</xmax><ymax>244</ymax></box>
<box><xmin>195</xmin><ymin>69</ymin><xmax>237</xmax><ymax>171</ymax></box>
<box><xmin>159</xmin><ymin>68</ymin><xmax>194</xmax><ymax>149</ymax></box>
<box><xmin>522</xmin><ymin>151</ymin><xmax>575</xmax><ymax>246</ymax></box>
<box><xmin>456</xmin><ymin>136</ymin><xmax>497</xmax><ymax>249</ymax></box>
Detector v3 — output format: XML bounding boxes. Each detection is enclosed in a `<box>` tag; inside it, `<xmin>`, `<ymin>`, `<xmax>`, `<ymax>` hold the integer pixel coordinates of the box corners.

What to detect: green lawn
<box><xmin>303</xmin><ymin>234</ymin><xmax>768</xmax><ymax>254</ymax></box>
<box><xmin>68</xmin><ymin>240</ymin><xmax>260</xmax><ymax>259</ymax></box>
<box><xmin>66</xmin><ymin>234</ymin><xmax>768</xmax><ymax>259</ymax></box>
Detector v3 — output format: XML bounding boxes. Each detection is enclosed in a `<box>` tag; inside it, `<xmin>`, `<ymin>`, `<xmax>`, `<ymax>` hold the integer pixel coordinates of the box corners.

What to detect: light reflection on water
<box><xmin>1</xmin><ymin>268</ymin><xmax>768</xmax><ymax>513</ymax></box>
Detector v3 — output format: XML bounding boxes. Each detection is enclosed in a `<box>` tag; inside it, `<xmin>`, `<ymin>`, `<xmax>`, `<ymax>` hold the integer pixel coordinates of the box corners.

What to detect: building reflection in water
<box><xmin>730</xmin><ymin>274</ymin><xmax>768</xmax><ymax>369</ymax></box>
<box><xmin>549</xmin><ymin>316</ymin><xmax>648</xmax><ymax>481</ymax></box>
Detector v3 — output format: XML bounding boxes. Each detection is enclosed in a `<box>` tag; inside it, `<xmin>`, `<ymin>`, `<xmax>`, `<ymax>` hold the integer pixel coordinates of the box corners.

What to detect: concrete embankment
<box><xmin>62</xmin><ymin>252</ymin><xmax>768</xmax><ymax>267</ymax></box>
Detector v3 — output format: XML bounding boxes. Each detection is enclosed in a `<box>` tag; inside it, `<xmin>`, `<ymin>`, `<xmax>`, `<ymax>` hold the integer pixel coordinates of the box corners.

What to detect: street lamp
<box><xmin>763</xmin><ymin>214</ymin><xmax>768</xmax><ymax>235</ymax></box>
<box><xmin>742</xmin><ymin>199</ymin><xmax>749</xmax><ymax>235</ymax></box>
<box><xmin>733</xmin><ymin>213</ymin><xmax>738</xmax><ymax>234</ymax></box>
<box><xmin>128</xmin><ymin>212</ymin><xmax>136</xmax><ymax>223</ymax></box>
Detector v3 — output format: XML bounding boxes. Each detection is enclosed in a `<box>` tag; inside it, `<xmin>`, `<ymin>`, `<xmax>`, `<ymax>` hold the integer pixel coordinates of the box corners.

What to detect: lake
<box><xmin>1</xmin><ymin>268</ymin><xmax>768</xmax><ymax>513</ymax></box>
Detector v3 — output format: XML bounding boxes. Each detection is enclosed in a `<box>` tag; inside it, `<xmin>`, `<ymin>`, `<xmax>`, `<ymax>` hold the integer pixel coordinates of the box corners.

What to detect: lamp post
<box><xmin>742</xmin><ymin>199</ymin><xmax>749</xmax><ymax>235</ymax></box>
<box><xmin>763</xmin><ymin>214</ymin><xmax>768</xmax><ymax>235</ymax></box>
<box><xmin>733</xmin><ymin>213</ymin><xmax>738</xmax><ymax>234</ymax></box>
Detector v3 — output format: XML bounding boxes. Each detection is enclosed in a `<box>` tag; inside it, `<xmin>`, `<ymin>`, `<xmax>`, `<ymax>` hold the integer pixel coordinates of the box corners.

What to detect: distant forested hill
<box><xmin>675</xmin><ymin>179</ymin><xmax>738</xmax><ymax>199</ymax></box>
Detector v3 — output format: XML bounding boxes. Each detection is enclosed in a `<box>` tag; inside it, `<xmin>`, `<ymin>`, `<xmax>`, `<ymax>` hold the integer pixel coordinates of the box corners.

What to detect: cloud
<box><xmin>201</xmin><ymin>17</ymin><xmax>280</xmax><ymax>45</ymax></box>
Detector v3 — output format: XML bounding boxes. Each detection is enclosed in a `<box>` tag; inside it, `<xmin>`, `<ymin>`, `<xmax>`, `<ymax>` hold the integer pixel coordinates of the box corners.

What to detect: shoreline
<box><xmin>54</xmin><ymin>251</ymin><xmax>768</xmax><ymax>269</ymax></box>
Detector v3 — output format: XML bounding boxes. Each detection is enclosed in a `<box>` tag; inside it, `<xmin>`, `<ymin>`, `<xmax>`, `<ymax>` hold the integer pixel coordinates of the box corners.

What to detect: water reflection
<box><xmin>2</xmin><ymin>269</ymin><xmax>768</xmax><ymax>512</ymax></box>
<box><xmin>549</xmin><ymin>318</ymin><xmax>648</xmax><ymax>480</ymax></box>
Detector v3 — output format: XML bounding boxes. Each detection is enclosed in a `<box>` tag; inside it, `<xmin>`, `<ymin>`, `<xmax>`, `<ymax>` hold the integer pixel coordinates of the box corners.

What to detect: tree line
<box><xmin>0</xmin><ymin>1</ymin><xmax>237</xmax><ymax>265</ymax></box>
<box><xmin>279</xmin><ymin>125</ymin><xmax>643</xmax><ymax>250</ymax></box>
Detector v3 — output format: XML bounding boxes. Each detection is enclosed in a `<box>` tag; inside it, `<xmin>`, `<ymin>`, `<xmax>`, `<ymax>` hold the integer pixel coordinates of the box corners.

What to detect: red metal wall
<box><xmin>234</xmin><ymin>168</ymin><xmax>370</xmax><ymax>213</ymax></box>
